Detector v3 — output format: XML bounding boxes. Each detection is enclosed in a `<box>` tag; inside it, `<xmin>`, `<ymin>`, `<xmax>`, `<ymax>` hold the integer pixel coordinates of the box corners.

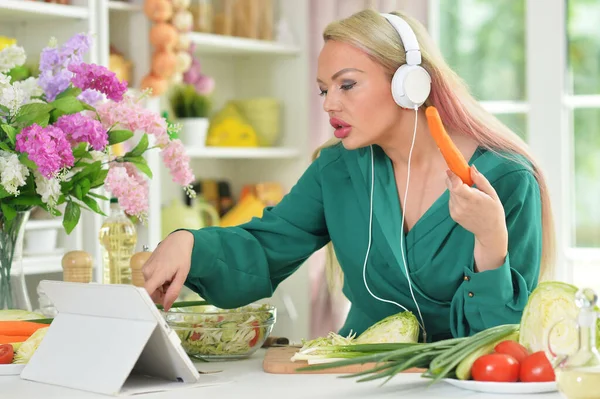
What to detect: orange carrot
<box><xmin>0</xmin><ymin>321</ymin><xmax>50</xmax><ymax>337</ymax></box>
<box><xmin>425</xmin><ymin>106</ymin><xmax>474</xmax><ymax>186</ymax></box>
<box><xmin>0</xmin><ymin>335</ymin><xmax>30</xmax><ymax>344</ymax></box>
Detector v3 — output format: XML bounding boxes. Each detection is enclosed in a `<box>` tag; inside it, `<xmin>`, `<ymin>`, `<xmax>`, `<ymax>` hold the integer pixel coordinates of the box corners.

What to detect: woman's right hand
<box><xmin>142</xmin><ymin>230</ymin><xmax>194</xmax><ymax>311</ymax></box>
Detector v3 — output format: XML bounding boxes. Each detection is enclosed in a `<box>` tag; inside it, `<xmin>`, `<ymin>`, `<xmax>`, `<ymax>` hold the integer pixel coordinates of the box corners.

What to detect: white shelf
<box><xmin>24</xmin><ymin>219</ymin><xmax>63</xmax><ymax>231</ymax></box>
<box><xmin>186</xmin><ymin>147</ymin><xmax>301</xmax><ymax>159</ymax></box>
<box><xmin>108</xmin><ymin>0</ymin><xmax>142</xmax><ymax>12</ymax></box>
<box><xmin>21</xmin><ymin>255</ymin><xmax>63</xmax><ymax>275</ymax></box>
<box><xmin>0</xmin><ymin>0</ymin><xmax>89</xmax><ymax>22</ymax></box>
<box><xmin>189</xmin><ymin>32</ymin><xmax>300</xmax><ymax>56</ymax></box>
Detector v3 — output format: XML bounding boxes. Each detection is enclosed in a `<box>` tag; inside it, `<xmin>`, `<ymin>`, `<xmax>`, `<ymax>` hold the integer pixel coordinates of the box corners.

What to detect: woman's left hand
<box><xmin>446</xmin><ymin>165</ymin><xmax>508</xmax><ymax>272</ymax></box>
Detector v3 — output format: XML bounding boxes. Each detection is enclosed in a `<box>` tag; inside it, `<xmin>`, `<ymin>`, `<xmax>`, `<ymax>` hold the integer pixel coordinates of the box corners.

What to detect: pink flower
<box><xmin>54</xmin><ymin>113</ymin><xmax>108</xmax><ymax>151</ymax></box>
<box><xmin>161</xmin><ymin>139</ymin><xmax>194</xmax><ymax>187</ymax></box>
<box><xmin>95</xmin><ymin>94</ymin><xmax>170</xmax><ymax>146</ymax></box>
<box><xmin>105</xmin><ymin>164</ymin><xmax>148</xmax><ymax>218</ymax></box>
<box><xmin>68</xmin><ymin>63</ymin><xmax>127</xmax><ymax>102</ymax></box>
<box><xmin>15</xmin><ymin>124</ymin><xmax>74</xmax><ymax>178</ymax></box>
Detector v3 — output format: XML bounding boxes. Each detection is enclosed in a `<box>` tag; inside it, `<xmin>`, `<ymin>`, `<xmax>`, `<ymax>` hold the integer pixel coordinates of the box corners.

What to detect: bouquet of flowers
<box><xmin>0</xmin><ymin>33</ymin><xmax>195</xmax><ymax>233</ymax></box>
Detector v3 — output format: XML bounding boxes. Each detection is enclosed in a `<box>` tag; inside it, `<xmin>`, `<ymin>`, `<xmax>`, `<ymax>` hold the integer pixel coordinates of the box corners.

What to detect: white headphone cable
<box><xmin>362</xmin><ymin>107</ymin><xmax>428</xmax><ymax>343</ymax></box>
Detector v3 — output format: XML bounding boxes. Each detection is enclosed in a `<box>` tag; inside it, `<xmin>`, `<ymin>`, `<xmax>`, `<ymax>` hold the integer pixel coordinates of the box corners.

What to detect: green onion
<box><xmin>297</xmin><ymin>324</ymin><xmax>520</xmax><ymax>386</ymax></box>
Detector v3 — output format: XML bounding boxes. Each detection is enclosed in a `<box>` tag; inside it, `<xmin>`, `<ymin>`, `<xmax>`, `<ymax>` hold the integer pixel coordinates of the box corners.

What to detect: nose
<box><xmin>322</xmin><ymin>90</ymin><xmax>341</xmax><ymax>113</ymax></box>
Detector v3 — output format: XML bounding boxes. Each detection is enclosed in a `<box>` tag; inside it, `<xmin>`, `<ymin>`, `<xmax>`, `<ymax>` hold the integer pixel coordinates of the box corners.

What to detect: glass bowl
<box><xmin>162</xmin><ymin>303</ymin><xmax>276</xmax><ymax>361</ymax></box>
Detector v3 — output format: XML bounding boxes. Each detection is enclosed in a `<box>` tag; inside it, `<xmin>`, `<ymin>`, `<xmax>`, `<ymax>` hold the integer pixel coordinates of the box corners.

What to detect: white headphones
<box><xmin>361</xmin><ymin>13</ymin><xmax>431</xmax><ymax>342</ymax></box>
<box><xmin>381</xmin><ymin>13</ymin><xmax>431</xmax><ymax>110</ymax></box>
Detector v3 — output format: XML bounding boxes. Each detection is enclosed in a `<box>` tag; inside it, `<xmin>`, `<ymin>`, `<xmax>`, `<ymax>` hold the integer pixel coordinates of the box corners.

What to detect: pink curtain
<box><xmin>307</xmin><ymin>0</ymin><xmax>429</xmax><ymax>339</ymax></box>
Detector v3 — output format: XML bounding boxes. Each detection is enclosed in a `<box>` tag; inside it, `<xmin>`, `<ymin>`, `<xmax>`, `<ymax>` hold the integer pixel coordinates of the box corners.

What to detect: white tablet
<box><xmin>20</xmin><ymin>281</ymin><xmax>206</xmax><ymax>396</ymax></box>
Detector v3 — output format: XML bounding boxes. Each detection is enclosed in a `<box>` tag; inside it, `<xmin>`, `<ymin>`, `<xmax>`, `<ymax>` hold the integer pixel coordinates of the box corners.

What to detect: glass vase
<box><xmin>0</xmin><ymin>210</ymin><xmax>30</xmax><ymax>310</ymax></box>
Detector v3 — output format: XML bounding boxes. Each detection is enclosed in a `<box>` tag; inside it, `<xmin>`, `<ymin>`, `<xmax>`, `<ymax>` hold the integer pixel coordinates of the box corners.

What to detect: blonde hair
<box><xmin>314</xmin><ymin>9</ymin><xmax>555</xmax><ymax>293</ymax></box>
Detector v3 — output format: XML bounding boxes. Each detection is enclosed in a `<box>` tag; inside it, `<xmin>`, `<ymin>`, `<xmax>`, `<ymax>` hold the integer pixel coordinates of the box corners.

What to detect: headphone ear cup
<box><xmin>391</xmin><ymin>65</ymin><xmax>432</xmax><ymax>109</ymax></box>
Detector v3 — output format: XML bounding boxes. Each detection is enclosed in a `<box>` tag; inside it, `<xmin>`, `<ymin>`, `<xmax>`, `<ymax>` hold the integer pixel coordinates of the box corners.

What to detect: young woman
<box><xmin>142</xmin><ymin>9</ymin><xmax>554</xmax><ymax>342</ymax></box>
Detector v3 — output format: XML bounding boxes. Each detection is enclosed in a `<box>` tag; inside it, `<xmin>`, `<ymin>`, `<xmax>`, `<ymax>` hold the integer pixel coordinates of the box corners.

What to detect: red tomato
<box><xmin>248</xmin><ymin>321</ymin><xmax>261</xmax><ymax>348</ymax></box>
<box><xmin>520</xmin><ymin>351</ymin><xmax>556</xmax><ymax>382</ymax></box>
<box><xmin>0</xmin><ymin>344</ymin><xmax>14</xmax><ymax>365</ymax></box>
<box><xmin>471</xmin><ymin>353</ymin><xmax>520</xmax><ymax>382</ymax></box>
<box><xmin>494</xmin><ymin>340</ymin><xmax>529</xmax><ymax>364</ymax></box>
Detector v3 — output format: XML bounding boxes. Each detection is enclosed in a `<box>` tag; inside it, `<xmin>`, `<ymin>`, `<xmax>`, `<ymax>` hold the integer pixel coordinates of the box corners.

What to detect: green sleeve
<box><xmin>450</xmin><ymin>170</ymin><xmax>543</xmax><ymax>337</ymax></box>
<box><xmin>182</xmin><ymin>157</ymin><xmax>330</xmax><ymax>309</ymax></box>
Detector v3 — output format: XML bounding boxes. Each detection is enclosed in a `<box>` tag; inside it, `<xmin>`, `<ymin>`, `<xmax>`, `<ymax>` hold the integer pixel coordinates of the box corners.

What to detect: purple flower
<box><xmin>38</xmin><ymin>69</ymin><xmax>72</xmax><ymax>102</ymax></box>
<box><xmin>38</xmin><ymin>33</ymin><xmax>92</xmax><ymax>101</ymax></box>
<box><xmin>68</xmin><ymin>63</ymin><xmax>127</xmax><ymax>102</ymax></box>
<box><xmin>54</xmin><ymin>113</ymin><xmax>108</xmax><ymax>151</ymax></box>
<box><xmin>15</xmin><ymin>124</ymin><xmax>74</xmax><ymax>178</ymax></box>
<box><xmin>78</xmin><ymin>89</ymin><xmax>105</xmax><ymax>107</ymax></box>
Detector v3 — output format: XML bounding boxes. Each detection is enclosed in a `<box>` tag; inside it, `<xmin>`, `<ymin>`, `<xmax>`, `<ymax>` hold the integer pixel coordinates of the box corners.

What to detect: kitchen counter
<box><xmin>0</xmin><ymin>349</ymin><xmax>562</xmax><ymax>399</ymax></box>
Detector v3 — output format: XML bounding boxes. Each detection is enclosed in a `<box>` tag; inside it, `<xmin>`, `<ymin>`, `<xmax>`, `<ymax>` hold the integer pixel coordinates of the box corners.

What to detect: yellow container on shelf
<box><xmin>231</xmin><ymin>98</ymin><xmax>281</xmax><ymax>147</ymax></box>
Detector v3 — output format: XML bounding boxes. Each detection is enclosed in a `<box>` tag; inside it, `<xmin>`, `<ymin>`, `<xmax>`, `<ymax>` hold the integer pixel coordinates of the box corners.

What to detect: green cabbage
<box><xmin>519</xmin><ymin>281</ymin><xmax>600</xmax><ymax>357</ymax></box>
<box><xmin>13</xmin><ymin>327</ymin><xmax>48</xmax><ymax>364</ymax></box>
<box><xmin>355</xmin><ymin>311</ymin><xmax>420</xmax><ymax>344</ymax></box>
<box><xmin>291</xmin><ymin>311</ymin><xmax>419</xmax><ymax>364</ymax></box>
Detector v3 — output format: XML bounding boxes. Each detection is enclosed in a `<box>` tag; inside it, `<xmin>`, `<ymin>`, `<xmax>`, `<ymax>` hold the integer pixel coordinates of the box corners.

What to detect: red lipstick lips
<box><xmin>330</xmin><ymin>117</ymin><xmax>352</xmax><ymax>139</ymax></box>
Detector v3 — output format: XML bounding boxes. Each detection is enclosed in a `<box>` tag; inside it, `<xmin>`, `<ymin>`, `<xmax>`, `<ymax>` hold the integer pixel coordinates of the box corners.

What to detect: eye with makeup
<box><xmin>318</xmin><ymin>81</ymin><xmax>357</xmax><ymax>97</ymax></box>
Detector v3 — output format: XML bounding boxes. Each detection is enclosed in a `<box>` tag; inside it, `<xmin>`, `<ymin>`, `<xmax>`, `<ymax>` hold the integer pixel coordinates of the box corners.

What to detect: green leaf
<box><xmin>88</xmin><ymin>191</ymin><xmax>109</xmax><ymax>201</ymax></box>
<box><xmin>15</xmin><ymin>103</ymin><xmax>54</xmax><ymax>125</ymax></box>
<box><xmin>50</xmin><ymin>108</ymin><xmax>67</xmax><ymax>124</ymax></box>
<box><xmin>124</xmin><ymin>134</ymin><xmax>149</xmax><ymax>158</ymax></box>
<box><xmin>80</xmin><ymin>178</ymin><xmax>91</xmax><ymax>197</ymax></box>
<box><xmin>55</xmin><ymin>87</ymin><xmax>82</xmax><ymax>101</ymax></box>
<box><xmin>0</xmin><ymin>104</ymin><xmax>10</xmax><ymax>114</ymax></box>
<box><xmin>72</xmin><ymin>143</ymin><xmax>91</xmax><ymax>159</ymax></box>
<box><xmin>124</xmin><ymin>156</ymin><xmax>153</xmax><ymax>179</ymax></box>
<box><xmin>82</xmin><ymin>195</ymin><xmax>106</xmax><ymax>216</ymax></box>
<box><xmin>18</xmin><ymin>153</ymin><xmax>37</xmax><ymax>170</ymax></box>
<box><xmin>0</xmin><ymin>203</ymin><xmax>16</xmax><ymax>221</ymax></box>
<box><xmin>63</xmin><ymin>201</ymin><xmax>81</xmax><ymax>234</ymax></box>
<box><xmin>7</xmin><ymin>196</ymin><xmax>43</xmax><ymax>206</ymax></box>
<box><xmin>75</xmin><ymin>184</ymin><xmax>83</xmax><ymax>200</ymax></box>
<box><xmin>0</xmin><ymin>185</ymin><xmax>12</xmax><ymax>199</ymax></box>
<box><xmin>51</xmin><ymin>96</ymin><xmax>86</xmax><ymax>114</ymax></box>
<box><xmin>0</xmin><ymin>142</ymin><xmax>12</xmax><ymax>152</ymax></box>
<box><xmin>90</xmin><ymin>169</ymin><xmax>108</xmax><ymax>188</ymax></box>
<box><xmin>131</xmin><ymin>161</ymin><xmax>153</xmax><ymax>178</ymax></box>
<box><xmin>72</xmin><ymin>160</ymin><xmax>101</xmax><ymax>183</ymax></box>
<box><xmin>1</xmin><ymin>124</ymin><xmax>17</xmax><ymax>145</ymax></box>
<box><xmin>31</xmin><ymin>112</ymin><xmax>50</xmax><ymax>127</ymax></box>
<box><xmin>108</xmin><ymin>129</ymin><xmax>134</xmax><ymax>145</ymax></box>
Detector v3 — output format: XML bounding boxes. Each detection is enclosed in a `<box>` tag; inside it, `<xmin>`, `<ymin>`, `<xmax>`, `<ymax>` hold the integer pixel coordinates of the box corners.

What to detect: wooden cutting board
<box><xmin>262</xmin><ymin>346</ymin><xmax>424</xmax><ymax>375</ymax></box>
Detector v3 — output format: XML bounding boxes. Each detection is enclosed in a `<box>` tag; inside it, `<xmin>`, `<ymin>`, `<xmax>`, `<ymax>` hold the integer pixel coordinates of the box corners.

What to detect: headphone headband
<box><xmin>380</xmin><ymin>13</ymin><xmax>422</xmax><ymax>66</ymax></box>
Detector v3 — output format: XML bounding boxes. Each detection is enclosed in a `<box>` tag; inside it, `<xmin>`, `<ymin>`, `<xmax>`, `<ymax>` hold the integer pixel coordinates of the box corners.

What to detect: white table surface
<box><xmin>0</xmin><ymin>349</ymin><xmax>563</xmax><ymax>399</ymax></box>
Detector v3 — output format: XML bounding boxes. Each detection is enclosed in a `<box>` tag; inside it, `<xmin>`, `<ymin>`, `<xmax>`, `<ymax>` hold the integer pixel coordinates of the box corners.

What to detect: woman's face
<box><xmin>317</xmin><ymin>40</ymin><xmax>403</xmax><ymax>150</ymax></box>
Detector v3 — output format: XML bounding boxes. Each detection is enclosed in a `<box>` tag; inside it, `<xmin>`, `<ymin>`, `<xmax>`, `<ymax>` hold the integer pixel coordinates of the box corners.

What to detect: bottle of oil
<box><xmin>98</xmin><ymin>198</ymin><xmax>137</xmax><ymax>285</ymax></box>
<box><xmin>555</xmin><ymin>288</ymin><xmax>600</xmax><ymax>399</ymax></box>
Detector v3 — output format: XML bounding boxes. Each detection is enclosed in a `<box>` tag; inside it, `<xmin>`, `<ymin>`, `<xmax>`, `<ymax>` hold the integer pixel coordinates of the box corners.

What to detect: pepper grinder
<box><xmin>62</xmin><ymin>250</ymin><xmax>93</xmax><ymax>283</ymax></box>
<box><xmin>130</xmin><ymin>245</ymin><xmax>153</xmax><ymax>287</ymax></box>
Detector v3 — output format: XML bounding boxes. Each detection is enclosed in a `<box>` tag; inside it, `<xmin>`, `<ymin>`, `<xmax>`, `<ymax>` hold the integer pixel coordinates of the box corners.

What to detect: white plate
<box><xmin>443</xmin><ymin>378</ymin><xmax>557</xmax><ymax>394</ymax></box>
<box><xmin>0</xmin><ymin>363</ymin><xmax>25</xmax><ymax>376</ymax></box>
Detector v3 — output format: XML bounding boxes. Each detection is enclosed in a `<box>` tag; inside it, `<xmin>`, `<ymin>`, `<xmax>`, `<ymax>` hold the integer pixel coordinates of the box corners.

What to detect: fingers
<box><xmin>470</xmin><ymin>165</ymin><xmax>499</xmax><ymax>200</ymax></box>
<box><xmin>163</xmin><ymin>270</ymin><xmax>186</xmax><ymax>311</ymax></box>
<box><xmin>144</xmin><ymin>265</ymin><xmax>166</xmax><ymax>301</ymax></box>
<box><xmin>446</xmin><ymin>170</ymin><xmax>473</xmax><ymax>200</ymax></box>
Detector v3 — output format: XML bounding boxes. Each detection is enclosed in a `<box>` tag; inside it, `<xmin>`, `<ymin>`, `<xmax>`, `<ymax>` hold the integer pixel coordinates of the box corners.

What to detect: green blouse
<box><xmin>183</xmin><ymin>143</ymin><xmax>543</xmax><ymax>342</ymax></box>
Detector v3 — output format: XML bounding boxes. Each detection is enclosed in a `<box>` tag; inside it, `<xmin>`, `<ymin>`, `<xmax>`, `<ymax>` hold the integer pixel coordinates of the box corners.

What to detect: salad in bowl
<box><xmin>162</xmin><ymin>303</ymin><xmax>276</xmax><ymax>361</ymax></box>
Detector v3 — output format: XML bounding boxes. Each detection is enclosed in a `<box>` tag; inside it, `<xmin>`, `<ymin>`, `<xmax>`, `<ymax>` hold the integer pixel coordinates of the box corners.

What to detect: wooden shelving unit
<box><xmin>2</xmin><ymin>0</ymin><xmax>311</xmax><ymax>342</ymax></box>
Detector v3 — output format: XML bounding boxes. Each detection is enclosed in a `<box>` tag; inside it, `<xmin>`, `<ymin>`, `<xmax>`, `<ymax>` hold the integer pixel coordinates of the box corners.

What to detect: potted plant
<box><xmin>170</xmin><ymin>84</ymin><xmax>212</xmax><ymax>147</ymax></box>
<box><xmin>0</xmin><ymin>33</ymin><xmax>196</xmax><ymax>309</ymax></box>
<box><xmin>170</xmin><ymin>44</ymin><xmax>215</xmax><ymax>147</ymax></box>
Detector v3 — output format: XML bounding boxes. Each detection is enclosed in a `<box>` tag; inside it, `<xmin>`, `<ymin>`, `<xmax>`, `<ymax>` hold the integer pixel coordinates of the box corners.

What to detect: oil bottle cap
<box><xmin>576</xmin><ymin>288</ymin><xmax>598</xmax><ymax>328</ymax></box>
